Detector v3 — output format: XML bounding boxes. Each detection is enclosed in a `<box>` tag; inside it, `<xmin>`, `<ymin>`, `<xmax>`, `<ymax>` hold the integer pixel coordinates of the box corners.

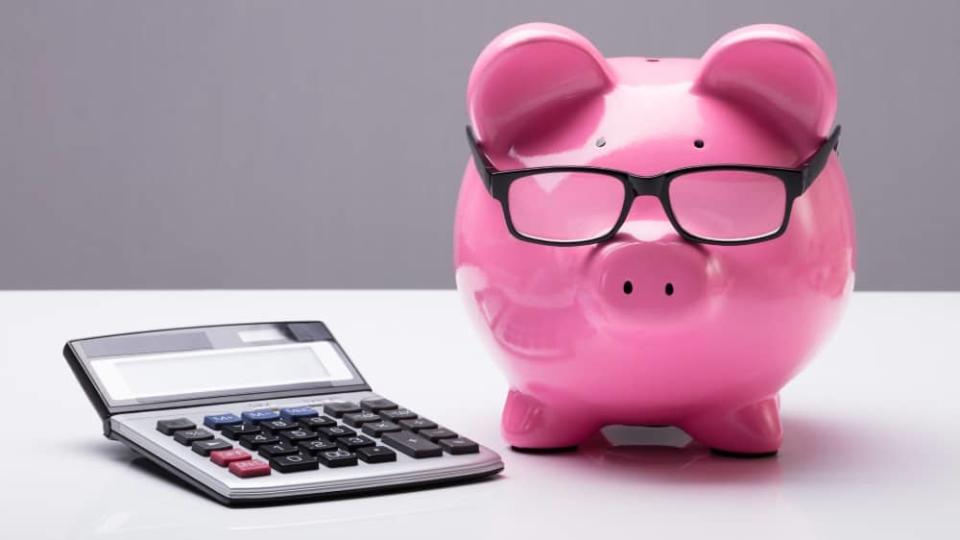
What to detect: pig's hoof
<box><xmin>710</xmin><ymin>448</ymin><xmax>779</xmax><ymax>459</ymax></box>
<box><xmin>510</xmin><ymin>445</ymin><xmax>579</xmax><ymax>454</ymax></box>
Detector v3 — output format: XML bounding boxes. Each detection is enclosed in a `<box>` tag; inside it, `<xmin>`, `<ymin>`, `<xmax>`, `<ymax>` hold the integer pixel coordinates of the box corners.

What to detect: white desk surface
<box><xmin>1</xmin><ymin>290</ymin><xmax>957</xmax><ymax>539</ymax></box>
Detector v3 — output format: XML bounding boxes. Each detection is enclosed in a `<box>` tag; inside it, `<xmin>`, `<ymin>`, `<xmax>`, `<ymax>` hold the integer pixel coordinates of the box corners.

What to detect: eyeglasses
<box><xmin>466</xmin><ymin>125</ymin><xmax>841</xmax><ymax>246</ymax></box>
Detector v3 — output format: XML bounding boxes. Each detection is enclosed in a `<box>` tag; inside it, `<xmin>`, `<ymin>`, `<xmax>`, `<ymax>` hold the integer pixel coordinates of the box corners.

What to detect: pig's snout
<box><xmin>589</xmin><ymin>239</ymin><xmax>713</xmax><ymax>323</ymax></box>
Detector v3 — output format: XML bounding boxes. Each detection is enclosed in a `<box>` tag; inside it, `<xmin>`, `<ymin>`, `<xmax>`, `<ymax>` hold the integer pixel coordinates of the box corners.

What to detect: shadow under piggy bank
<box><xmin>512</xmin><ymin>414</ymin><xmax>875</xmax><ymax>486</ymax></box>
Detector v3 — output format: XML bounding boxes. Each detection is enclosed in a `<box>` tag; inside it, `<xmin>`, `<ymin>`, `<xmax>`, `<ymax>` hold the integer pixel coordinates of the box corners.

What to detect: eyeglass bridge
<box><xmin>627</xmin><ymin>175</ymin><xmax>667</xmax><ymax>197</ymax></box>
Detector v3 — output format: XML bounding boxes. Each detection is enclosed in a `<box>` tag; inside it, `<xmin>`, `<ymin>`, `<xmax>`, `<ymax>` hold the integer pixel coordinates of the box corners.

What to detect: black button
<box><xmin>439</xmin><ymin>437</ymin><xmax>480</xmax><ymax>455</ymax></box>
<box><xmin>360</xmin><ymin>398</ymin><xmax>398</xmax><ymax>412</ymax></box>
<box><xmin>361</xmin><ymin>420</ymin><xmax>401</xmax><ymax>437</ymax></box>
<box><xmin>357</xmin><ymin>446</ymin><xmax>397</xmax><ymax>463</ymax></box>
<box><xmin>173</xmin><ymin>429</ymin><xmax>214</xmax><ymax>445</ymax></box>
<box><xmin>318</xmin><ymin>449</ymin><xmax>358</xmax><ymax>468</ymax></box>
<box><xmin>239</xmin><ymin>432</ymin><xmax>280</xmax><ymax>449</ymax></box>
<box><xmin>279</xmin><ymin>428</ymin><xmax>319</xmax><ymax>444</ymax></box>
<box><xmin>260</xmin><ymin>419</ymin><xmax>300</xmax><ymax>434</ymax></box>
<box><xmin>318</xmin><ymin>425</ymin><xmax>356</xmax><ymax>440</ymax></box>
<box><xmin>258</xmin><ymin>442</ymin><xmax>299</xmax><ymax>458</ymax></box>
<box><xmin>298</xmin><ymin>416</ymin><xmax>337</xmax><ymax>430</ymax></box>
<box><xmin>381</xmin><ymin>408</ymin><xmax>418</xmax><ymax>422</ymax></box>
<box><xmin>298</xmin><ymin>439</ymin><xmax>338</xmax><ymax>456</ymax></box>
<box><xmin>323</xmin><ymin>402</ymin><xmax>361</xmax><ymax>418</ymax></box>
<box><xmin>381</xmin><ymin>431</ymin><xmax>443</xmax><ymax>458</ymax></box>
<box><xmin>221</xmin><ymin>423</ymin><xmax>261</xmax><ymax>440</ymax></box>
<box><xmin>270</xmin><ymin>453</ymin><xmax>319</xmax><ymax>473</ymax></box>
<box><xmin>342</xmin><ymin>412</ymin><xmax>381</xmax><ymax>427</ymax></box>
<box><xmin>336</xmin><ymin>435</ymin><xmax>375</xmax><ymax>451</ymax></box>
<box><xmin>156</xmin><ymin>418</ymin><xmax>195</xmax><ymax>435</ymax></box>
<box><xmin>418</xmin><ymin>427</ymin><xmax>458</xmax><ymax>442</ymax></box>
<box><xmin>191</xmin><ymin>438</ymin><xmax>232</xmax><ymax>456</ymax></box>
<box><xmin>398</xmin><ymin>418</ymin><xmax>437</xmax><ymax>432</ymax></box>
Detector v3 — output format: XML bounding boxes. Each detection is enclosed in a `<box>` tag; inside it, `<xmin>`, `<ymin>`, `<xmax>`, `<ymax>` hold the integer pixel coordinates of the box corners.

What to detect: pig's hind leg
<box><xmin>680</xmin><ymin>395</ymin><xmax>782</xmax><ymax>457</ymax></box>
<box><xmin>501</xmin><ymin>389</ymin><xmax>599</xmax><ymax>451</ymax></box>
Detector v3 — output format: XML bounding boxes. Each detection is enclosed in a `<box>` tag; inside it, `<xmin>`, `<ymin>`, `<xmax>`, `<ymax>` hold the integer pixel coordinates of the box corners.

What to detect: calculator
<box><xmin>64</xmin><ymin>321</ymin><xmax>503</xmax><ymax>505</ymax></box>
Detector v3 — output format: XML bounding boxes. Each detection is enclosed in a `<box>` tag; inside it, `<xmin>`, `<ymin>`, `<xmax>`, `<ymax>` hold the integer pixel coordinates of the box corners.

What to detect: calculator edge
<box><xmin>111</xmin><ymin>427</ymin><xmax>504</xmax><ymax>506</ymax></box>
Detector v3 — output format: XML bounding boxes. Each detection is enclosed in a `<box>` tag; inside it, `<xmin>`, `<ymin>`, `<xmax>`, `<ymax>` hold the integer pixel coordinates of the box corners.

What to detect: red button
<box><xmin>210</xmin><ymin>448</ymin><xmax>251</xmax><ymax>467</ymax></box>
<box><xmin>229</xmin><ymin>459</ymin><xmax>271</xmax><ymax>478</ymax></box>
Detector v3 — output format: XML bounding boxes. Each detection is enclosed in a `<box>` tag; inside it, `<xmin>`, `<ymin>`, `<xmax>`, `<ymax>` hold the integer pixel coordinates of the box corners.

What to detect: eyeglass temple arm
<box><xmin>801</xmin><ymin>125</ymin><xmax>842</xmax><ymax>193</ymax></box>
<box><xmin>465</xmin><ymin>126</ymin><xmax>496</xmax><ymax>194</ymax></box>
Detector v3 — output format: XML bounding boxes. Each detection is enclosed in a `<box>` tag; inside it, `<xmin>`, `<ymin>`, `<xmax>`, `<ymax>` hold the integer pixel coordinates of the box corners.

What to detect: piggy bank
<box><xmin>453</xmin><ymin>23</ymin><xmax>855</xmax><ymax>456</ymax></box>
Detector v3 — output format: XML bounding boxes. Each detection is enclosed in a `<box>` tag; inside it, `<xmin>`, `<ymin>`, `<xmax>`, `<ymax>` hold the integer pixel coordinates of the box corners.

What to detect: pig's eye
<box><xmin>693</xmin><ymin>139</ymin><xmax>705</xmax><ymax>149</ymax></box>
<box><xmin>623</xmin><ymin>281</ymin><xmax>633</xmax><ymax>295</ymax></box>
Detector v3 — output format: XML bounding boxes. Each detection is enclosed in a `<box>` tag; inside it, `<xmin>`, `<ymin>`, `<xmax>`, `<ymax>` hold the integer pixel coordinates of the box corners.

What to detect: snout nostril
<box><xmin>623</xmin><ymin>281</ymin><xmax>633</xmax><ymax>295</ymax></box>
<box><xmin>665</xmin><ymin>282</ymin><xmax>674</xmax><ymax>296</ymax></box>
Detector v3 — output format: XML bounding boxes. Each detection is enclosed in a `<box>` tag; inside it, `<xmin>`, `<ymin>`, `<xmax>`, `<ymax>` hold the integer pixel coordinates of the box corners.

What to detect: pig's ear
<box><xmin>467</xmin><ymin>23</ymin><xmax>614</xmax><ymax>154</ymax></box>
<box><xmin>694</xmin><ymin>25</ymin><xmax>837</xmax><ymax>147</ymax></box>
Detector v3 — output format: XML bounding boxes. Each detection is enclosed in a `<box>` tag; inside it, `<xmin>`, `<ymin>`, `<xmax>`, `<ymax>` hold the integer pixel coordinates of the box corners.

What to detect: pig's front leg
<box><xmin>680</xmin><ymin>395</ymin><xmax>782</xmax><ymax>457</ymax></box>
<box><xmin>501</xmin><ymin>389</ymin><xmax>599</xmax><ymax>451</ymax></box>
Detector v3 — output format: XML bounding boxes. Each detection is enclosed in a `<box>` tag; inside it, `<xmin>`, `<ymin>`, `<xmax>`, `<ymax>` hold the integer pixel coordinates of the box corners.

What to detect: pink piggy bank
<box><xmin>454</xmin><ymin>23</ymin><xmax>855</xmax><ymax>456</ymax></box>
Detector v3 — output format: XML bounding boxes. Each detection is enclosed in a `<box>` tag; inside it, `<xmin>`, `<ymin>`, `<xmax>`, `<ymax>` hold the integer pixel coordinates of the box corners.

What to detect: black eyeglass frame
<box><xmin>466</xmin><ymin>125</ymin><xmax>841</xmax><ymax>246</ymax></box>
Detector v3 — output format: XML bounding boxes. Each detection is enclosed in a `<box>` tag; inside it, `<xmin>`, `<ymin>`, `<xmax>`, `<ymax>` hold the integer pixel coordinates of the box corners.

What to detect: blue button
<box><xmin>280</xmin><ymin>406</ymin><xmax>319</xmax><ymax>420</ymax></box>
<box><xmin>241</xmin><ymin>409</ymin><xmax>280</xmax><ymax>423</ymax></box>
<box><xmin>203</xmin><ymin>413</ymin><xmax>242</xmax><ymax>429</ymax></box>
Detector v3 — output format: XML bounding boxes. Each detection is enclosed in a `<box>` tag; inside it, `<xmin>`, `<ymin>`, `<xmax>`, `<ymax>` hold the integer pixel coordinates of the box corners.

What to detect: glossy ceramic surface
<box><xmin>454</xmin><ymin>23</ymin><xmax>856</xmax><ymax>454</ymax></box>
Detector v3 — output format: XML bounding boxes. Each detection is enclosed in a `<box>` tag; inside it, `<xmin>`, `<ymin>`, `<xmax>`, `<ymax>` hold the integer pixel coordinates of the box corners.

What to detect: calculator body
<box><xmin>64</xmin><ymin>321</ymin><xmax>503</xmax><ymax>505</ymax></box>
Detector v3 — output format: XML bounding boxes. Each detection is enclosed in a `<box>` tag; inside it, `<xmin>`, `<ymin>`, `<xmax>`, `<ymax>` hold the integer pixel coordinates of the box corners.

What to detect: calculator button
<box><xmin>192</xmin><ymin>438</ymin><xmax>233</xmax><ymax>456</ymax></box>
<box><xmin>439</xmin><ymin>437</ymin><xmax>480</xmax><ymax>455</ymax></box>
<box><xmin>258</xmin><ymin>442</ymin><xmax>299</xmax><ymax>458</ymax></box>
<box><xmin>361</xmin><ymin>420</ymin><xmax>401</xmax><ymax>437</ymax></box>
<box><xmin>418</xmin><ymin>428</ymin><xmax>458</xmax><ymax>442</ymax></box>
<box><xmin>323</xmin><ymin>402</ymin><xmax>361</xmax><ymax>418</ymax></box>
<box><xmin>381</xmin><ymin>431</ymin><xmax>443</xmax><ymax>458</ymax></box>
<box><xmin>318</xmin><ymin>426</ymin><xmax>356</xmax><ymax>440</ymax></box>
<box><xmin>239</xmin><ymin>432</ymin><xmax>280</xmax><ymax>449</ymax></box>
<box><xmin>318</xmin><ymin>449</ymin><xmax>358</xmax><ymax>468</ymax></box>
<box><xmin>221</xmin><ymin>423</ymin><xmax>261</xmax><ymax>440</ymax></box>
<box><xmin>279</xmin><ymin>407</ymin><xmax>319</xmax><ymax>420</ymax></box>
<box><xmin>398</xmin><ymin>418</ymin><xmax>437</xmax><ymax>432</ymax></box>
<box><xmin>202</xmin><ymin>413</ymin><xmax>242</xmax><ymax>430</ymax></box>
<box><xmin>357</xmin><ymin>446</ymin><xmax>397</xmax><ymax>464</ymax></box>
<box><xmin>299</xmin><ymin>416</ymin><xmax>337</xmax><ymax>430</ymax></box>
<box><xmin>260</xmin><ymin>419</ymin><xmax>300</xmax><ymax>433</ymax></box>
<box><xmin>381</xmin><ymin>408</ymin><xmax>418</xmax><ymax>422</ymax></box>
<box><xmin>229</xmin><ymin>459</ymin><xmax>271</xmax><ymax>478</ymax></box>
<box><xmin>156</xmin><ymin>418</ymin><xmax>196</xmax><ymax>435</ymax></box>
<box><xmin>342</xmin><ymin>412</ymin><xmax>381</xmax><ymax>427</ymax></box>
<box><xmin>270</xmin><ymin>453</ymin><xmax>319</xmax><ymax>473</ymax></box>
<box><xmin>336</xmin><ymin>435</ymin><xmax>376</xmax><ymax>451</ymax></box>
<box><xmin>241</xmin><ymin>409</ymin><xmax>281</xmax><ymax>423</ymax></box>
<box><xmin>298</xmin><ymin>439</ymin><xmax>338</xmax><ymax>456</ymax></box>
<box><xmin>173</xmin><ymin>429</ymin><xmax>214</xmax><ymax>446</ymax></box>
<box><xmin>360</xmin><ymin>398</ymin><xmax>398</xmax><ymax>412</ymax></box>
<box><xmin>279</xmin><ymin>428</ymin><xmax>319</xmax><ymax>444</ymax></box>
<box><xmin>210</xmin><ymin>449</ymin><xmax>251</xmax><ymax>467</ymax></box>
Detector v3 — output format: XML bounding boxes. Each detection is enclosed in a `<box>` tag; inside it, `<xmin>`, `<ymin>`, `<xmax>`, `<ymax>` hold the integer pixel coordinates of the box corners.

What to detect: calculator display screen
<box><xmin>88</xmin><ymin>342</ymin><xmax>353</xmax><ymax>404</ymax></box>
<box><xmin>71</xmin><ymin>323</ymin><xmax>366</xmax><ymax>409</ymax></box>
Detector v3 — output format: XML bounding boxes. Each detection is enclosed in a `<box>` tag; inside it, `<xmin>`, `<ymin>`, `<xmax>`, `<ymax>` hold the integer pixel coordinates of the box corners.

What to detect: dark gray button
<box><xmin>362</xmin><ymin>420</ymin><xmax>401</xmax><ymax>437</ymax></box>
<box><xmin>156</xmin><ymin>418</ymin><xmax>195</xmax><ymax>435</ymax></box>
<box><xmin>192</xmin><ymin>438</ymin><xmax>232</xmax><ymax>456</ymax></box>
<box><xmin>173</xmin><ymin>429</ymin><xmax>214</xmax><ymax>445</ymax></box>
<box><xmin>440</xmin><ymin>437</ymin><xmax>480</xmax><ymax>455</ymax></box>
<box><xmin>382</xmin><ymin>431</ymin><xmax>442</xmax><ymax>458</ymax></box>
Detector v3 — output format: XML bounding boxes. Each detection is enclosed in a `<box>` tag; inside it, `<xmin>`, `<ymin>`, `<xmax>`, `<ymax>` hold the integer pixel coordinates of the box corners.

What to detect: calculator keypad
<box><xmin>152</xmin><ymin>397</ymin><xmax>479</xmax><ymax>480</ymax></box>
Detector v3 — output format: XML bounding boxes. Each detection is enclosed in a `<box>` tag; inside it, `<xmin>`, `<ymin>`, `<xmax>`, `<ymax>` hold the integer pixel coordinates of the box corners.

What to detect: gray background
<box><xmin>1</xmin><ymin>0</ymin><xmax>958</xmax><ymax>290</ymax></box>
